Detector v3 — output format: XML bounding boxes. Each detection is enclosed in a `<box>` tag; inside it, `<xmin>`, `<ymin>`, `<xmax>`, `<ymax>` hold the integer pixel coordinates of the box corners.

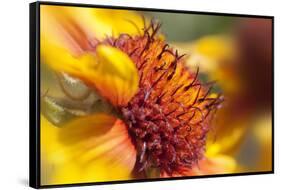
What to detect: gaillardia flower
<box><xmin>40</xmin><ymin>5</ymin><xmax>227</xmax><ymax>185</ymax></box>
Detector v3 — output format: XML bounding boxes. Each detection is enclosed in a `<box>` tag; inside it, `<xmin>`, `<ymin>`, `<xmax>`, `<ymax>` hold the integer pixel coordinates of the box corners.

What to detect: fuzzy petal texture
<box><xmin>40</xmin><ymin>114</ymin><xmax>136</xmax><ymax>185</ymax></box>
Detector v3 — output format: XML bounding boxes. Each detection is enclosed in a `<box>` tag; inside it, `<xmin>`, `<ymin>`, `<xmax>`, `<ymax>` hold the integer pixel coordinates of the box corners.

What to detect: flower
<box><xmin>40</xmin><ymin>5</ymin><xmax>228</xmax><ymax>185</ymax></box>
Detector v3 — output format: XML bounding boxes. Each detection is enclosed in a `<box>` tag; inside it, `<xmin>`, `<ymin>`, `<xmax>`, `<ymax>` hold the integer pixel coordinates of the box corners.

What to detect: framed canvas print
<box><xmin>29</xmin><ymin>1</ymin><xmax>274</xmax><ymax>188</ymax></box>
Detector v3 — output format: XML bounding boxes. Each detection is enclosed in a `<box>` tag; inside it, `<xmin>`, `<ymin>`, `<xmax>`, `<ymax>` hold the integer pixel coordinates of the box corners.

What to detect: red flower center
<box><xmin>101</xmin><ymin>23</ymin><xmax>223</xmax><ymax>176</ymax></box>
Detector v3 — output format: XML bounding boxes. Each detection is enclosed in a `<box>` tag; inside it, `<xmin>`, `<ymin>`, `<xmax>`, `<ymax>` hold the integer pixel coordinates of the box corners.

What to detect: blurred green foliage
<box><xmin>144</xmin><ymin>11</ymin><xmax>235</xmax><ymax>41</ymax></box>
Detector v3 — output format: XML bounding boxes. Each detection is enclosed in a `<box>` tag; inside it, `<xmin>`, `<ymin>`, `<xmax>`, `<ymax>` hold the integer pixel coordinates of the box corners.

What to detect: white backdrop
<box><xmin>0</xmin><ymin>0</ymin><xmax>279</xmax><ymax>189</ymax></box>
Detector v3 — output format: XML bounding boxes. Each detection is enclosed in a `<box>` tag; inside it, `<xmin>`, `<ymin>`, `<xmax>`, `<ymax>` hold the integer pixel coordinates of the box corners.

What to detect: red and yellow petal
<box><xmin>41</xmin><ymin>41</ymin><xmax>139</xmax><ymax>106</ymax></box>
<box><xmin>160</xmin><ymin>154</ymin><xmax>236</xmax><ymax>178</ymax></box>
<box><xmin>40</xmin><ymin>114</ymin><xmax>136</xmax><ymax>185</ymax></box>
<box><xmin>41</xmin><ymin>5</ymin><xmax>141</xmax><ymax>106</ymax></box>
<box><xmin>185</xmin><ymin>155</ymin><xmax>236</xmax><ymax>176</ymax></box>
<box><xmin>41</xmin><ymin>5</ymin><xmax>144</xmax><ymax>54</ymax></box>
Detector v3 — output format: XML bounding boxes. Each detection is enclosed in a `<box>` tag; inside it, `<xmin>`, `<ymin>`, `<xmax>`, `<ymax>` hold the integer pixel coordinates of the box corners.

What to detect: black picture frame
<box><xmin>29</xmin><ymin>1</ymin><xmax>274</xmax><ymax>189</ymax></box>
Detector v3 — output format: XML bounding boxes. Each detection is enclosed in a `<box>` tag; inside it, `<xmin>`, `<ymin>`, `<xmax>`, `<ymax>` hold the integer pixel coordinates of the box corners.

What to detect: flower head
<box><xmin>99</xmin><ymin>23</ymin><xmax>223</xmax><ymax>176</ymax></box>
<box><xmin>40</xmin><ymin>6</ymin><xmax>226</xmax><ymax>184</ymax></box>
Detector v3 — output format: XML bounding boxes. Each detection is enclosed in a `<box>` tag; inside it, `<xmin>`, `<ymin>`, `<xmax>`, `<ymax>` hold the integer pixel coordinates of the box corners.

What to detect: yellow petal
<box><xmin>40</xmin><ymin>114</ymin><xmax>136</xmax><ymax>185</ymax></box>
<box><xmin>90</xmin><ymin>45</ymin><xmax>139</xmax><ymax>106</ymax></box>
<box><xmin>41</xmin><ymin>5</ymin><xmax>91</xmax><ymax>55</ymax></box>
<box><xmin>41</xmin><ymin>40</ymin><xmax>139</xmax><ymax>106</ymax></box>
<box><xmin>40</xmin><ymin>115</ymin><xmax>62</xmax><ymax>185</ymax></box>
<box><xmin>253</xmin><ymin>113</ymin><xmax>272</xmax><ymax>171</ymax></box>
<box><xmin>41</xmin><ymin>39</ymin><xmax>94</xmax><ymax>77</ymax></box>
<box><xmin>187</xmin><ymin>155</ymin><xmax>236</xmax><ymax>175</ymax></box>
<box><xmin>72</xmin><ymin>7</ymin><xmax>145</xmax><ymax>39</ymax></box>
<box><xmin>195</xmin><ymin>35</ymin><xmax>235</xmax><ymax>61</ymax></box>
<box><xmin>41</xmin><ymin>5</ymin><xmax>144</xmax><ymax>54</ymax></box>
<box><xmin>41</xmin><ymin>5</ymin><xmax>141</xmax><ymax>106</ymax></box>
<box><xmin>206</xmin><ymin>124</ymin><xmax>245</xmax><ymax>156</ymax></box>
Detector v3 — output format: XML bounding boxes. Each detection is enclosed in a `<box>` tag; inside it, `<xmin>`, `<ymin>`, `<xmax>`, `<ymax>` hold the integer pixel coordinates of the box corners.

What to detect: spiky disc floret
<box><xmin>101</xmin><ymin>22</ymin><xmax>223</xmax><ymax>176</ymax></box>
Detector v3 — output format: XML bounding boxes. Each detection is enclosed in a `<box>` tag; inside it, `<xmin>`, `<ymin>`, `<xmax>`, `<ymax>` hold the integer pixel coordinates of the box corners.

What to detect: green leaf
<box><xmin>41</xmin><ymin>96</ymin><xmax>78</xmax><ymax>127</ymax></box>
